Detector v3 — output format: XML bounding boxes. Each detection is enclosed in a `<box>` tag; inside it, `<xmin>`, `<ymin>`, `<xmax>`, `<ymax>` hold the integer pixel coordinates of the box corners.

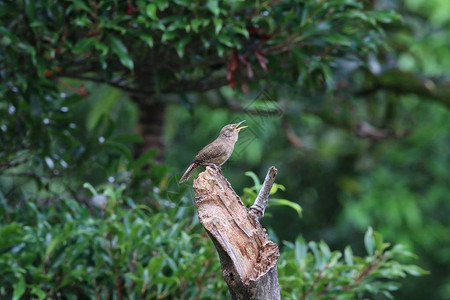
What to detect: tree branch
<box><xmin>250</xmin><ymin>167</ymin><xmax>278</xmax><ymax>220</ymax></box>
<box><xmin>358</xmin><ymin>69</ymin><xmax>450</xmax><ymax>109</ymax></box>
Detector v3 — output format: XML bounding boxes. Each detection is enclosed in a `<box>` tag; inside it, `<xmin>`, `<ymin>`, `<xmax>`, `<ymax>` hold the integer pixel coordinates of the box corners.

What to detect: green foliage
<box><xmin>242</xmin><ymin>171</ymin><xmax>302</xmax><ymax>217</ymax></box>
<box><xmin>279</xmin><ymin>228</ymin><xmax>427</xmax><ymax>299</ymax></box>
<box><xmin>0</xmin><ymin>0</ymin><xmax>401</xmax><ymax>173</ymax></box>
<box><xmin>0</xmin><ymin>187</ymin><xmax>225</xmax><ymax>299</ymax></box>
<box><xmin>337</xmin><ymin>101</ymin><xmax>450</xmax><ymax>299</ymax></box>
<box><xmin>0</xmin><ymin>183</ymin><xmax>424</xmax><ymax>299</ymax></box>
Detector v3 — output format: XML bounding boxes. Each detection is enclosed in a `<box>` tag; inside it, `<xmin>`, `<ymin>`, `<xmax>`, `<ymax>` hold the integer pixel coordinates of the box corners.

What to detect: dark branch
<box><xmin>358</xmin><ymin>69</ymin><xmax>450</xmax><ymax>109</ymax></box>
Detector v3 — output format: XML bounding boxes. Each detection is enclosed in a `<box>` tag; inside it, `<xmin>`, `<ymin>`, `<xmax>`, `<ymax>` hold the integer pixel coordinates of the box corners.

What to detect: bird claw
<box><xmin>206</xmin><ymin>163</ymin><xmax>222</xmax><ymax>174</ymax></box>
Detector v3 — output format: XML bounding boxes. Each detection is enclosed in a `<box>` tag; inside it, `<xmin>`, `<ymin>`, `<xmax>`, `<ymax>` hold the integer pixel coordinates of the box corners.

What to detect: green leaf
<box><xmin>294</xmin><ymin>237</ymin><xmax>307</xmax><ymax>264</ymax></box>
<box><xmin>364</xmin><ymin>227</ymin><xmax>375</xmax><ymax>255</ymax></box>
<box><xmin>104</xmin><ymin>141</ymin><xmax>133</xmax><ymax>161</ymax></box>
<box><xmin>107</xmin><ymin>35</ymin><xmax>134</xmax><ymax>70</ymax></box>
<box><xmin>13</xmin><ymin>276</ymin><xmax>26</xmax><ymax>300</ymax></box>
<box><xmin>45</xmin><ymin>235</ymin><xmax>63</xmax><ymax>258</ymax></box>
<box><xmin>155</xmin><ymin>0</ymin><xmax>169</xmax><ymax>10</ymax></box>
<box><xmin>93</xmin><ymin>40</ymin><xmax>109</xmax><ymax>55</ymax></box>
<box><xmin>147</xmin><ymin>256</ymin><xmax>165</xmax><ymax>278</ymax></box>
<box><xmin>233</xmin><ymin>26</ymin><xmax>249</xmax><ymax>39</ymax></box>
<box><xmin>175</xmin><ymin>36</ymin><xmax>191</xmax><ymax>58</ymax></box>
<box><xmin>217</xmin><ymin>34</ymin><xmax>235</xmax><ymax>47</ymax></box>
<box><xmin>162</xmin><ymin>31</ymin><xmax>177</xmax><ymax>42</ymax></box>
<box><xmin>87</xmin><ymin>87</ymin><xmax>121</xmax><ymax>130</ymax></box>
<box><xmin>207</xmin><ymin>0</ymin><xmax>220</xmax><ymax>16</ymax></box>
<box><xmin>270</xmin><ymin>198</ymin><xmax>302</xmax><ymax>217</ymax></box>
<box><xmin>270</xmin><ymin>183</ymin><xmax>285</xmax><ymax>195</ymax></box>
<box><xmin>73</xmin><ymin>38</ymin><xmax>94</xmax><ymax>53</ymax></box>
<box><xmin>344</xmin><ymin>246</ymin><xmax>354</xmax><ymax>265</ymax></box>
<box><xmin>190</xmin><ymin>19</ymin><xmax>203</xmax><ymax>32</ymax></box>
<box><xmin>374</xmin><ymin>231</ymin><xmax>390</xmax><ymax>254</ymax></box>
<box><xmin>201</xmin><ymin>36</ymin><xmax>211</xmax><ymax>48</ymax></box>
<box><xmin>0</xmin><ymin>223</ymin><xmax>23</xmax><ymax>252</ymax></box>
<box><xmin>133</xmin><ymin>149</ymin><xmax>158</xmax><ymax>170</ymax></box>
<box><xmin>72</xmin><ymin>0</ymin><xmax>92</xmax><ymax>12</ymax></box>
<box><xmin>245</xmin><ymin>171</ymin><xmax>261</xmax><ymax>187</ymax></box>
<box><xmin>213</xmin><ymin>18</ymin><xmax>223</xmax><ymax>34</ymax></box>
<box><xmin>216</xmin><ymin>44</ymin><xmax>225</xmax><ymax>57</ymax></box>
<box><xmin>31</xmin><ymin>286</ymin><xmax>46</xmax><ymax>300</ymax></box>
<box><xmin>24</xmin><ymin>0</ymin><xmax>36</xmax><ymax>20</ymax></box>
<box><xmin>319</xmin><ymin>241</ymin><xmax>331</xmax><ymax>259</ymax></box>
<box><xmin>308</xmin><ymin>241</ymin><xmax>325</xmax><ymax>269</ymax></box>
<box><xmin>402</xmin><ymin>265</ymin><xmax>429</xmax><ymax>276</ymax></box>
<box><xmin>391</xmin><ymin>244</ymin><xmax>417</xmax><ymax>258</ymax></box>
<box><xmin>83</xmin><ymin>182</ymin><xmax>98</xmax><ymax>196</ymax></box>
<box><xmin>243</xmin><ymin>187</ymin><xmax>257</xmax><ymax>202</ymax></box>
<box><xmin>322</xmin><ymin>34</ymin><xmax>352</xmax><ymax>47</ymax></box>
<box><xmin>140</xmin><ymin>35</ymin><xmax>154</xmax><ymax>48</ymax></box>
<box><xmin>371</xmin><ymin>10</ymin><xmax>402</xmax><ymax>23</ymax></box>
<box><xmin>146</xmin><ymin>3</ymin><xmax>158</xmax><ymax>20</ymax></box>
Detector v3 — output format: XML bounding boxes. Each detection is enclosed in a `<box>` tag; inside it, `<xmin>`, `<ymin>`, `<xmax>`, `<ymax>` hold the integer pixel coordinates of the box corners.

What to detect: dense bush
<box><xmin>0</xmin><ymin>187</ymin><xmax>225</xmax><ymax>299</ymax></box>
<box><xmin>1</xmin><ymin>182</ymin><xmax>425</xmax><ymax>299</ymax></box>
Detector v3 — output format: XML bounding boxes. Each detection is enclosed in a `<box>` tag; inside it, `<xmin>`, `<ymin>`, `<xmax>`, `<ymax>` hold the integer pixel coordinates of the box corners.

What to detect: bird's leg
<box><xmin>205</xmin><ymin>163</ymin><xmax>222</xmax><ymax>174</ymax></box>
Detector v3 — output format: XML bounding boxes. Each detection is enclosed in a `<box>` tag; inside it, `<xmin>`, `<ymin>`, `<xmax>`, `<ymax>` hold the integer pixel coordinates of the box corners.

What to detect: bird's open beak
<box><xmin>235</xmin><ymin>120</ymin><xmax>247</xmax><ymax>131</ymax></box>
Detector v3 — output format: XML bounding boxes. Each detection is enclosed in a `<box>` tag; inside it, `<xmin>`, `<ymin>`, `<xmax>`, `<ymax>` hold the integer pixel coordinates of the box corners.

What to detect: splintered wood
<box><xmin>193</xmin><ymin>167</ymin><xmax>280</xmax><ymax>299</ymax></box>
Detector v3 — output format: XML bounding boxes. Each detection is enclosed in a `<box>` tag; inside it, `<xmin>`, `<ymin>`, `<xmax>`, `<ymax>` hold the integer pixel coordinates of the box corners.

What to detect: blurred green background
<box><xmin>1</xmin><ymin>0</ymin><xmax>449</xmax><ymax>299</ymax></box>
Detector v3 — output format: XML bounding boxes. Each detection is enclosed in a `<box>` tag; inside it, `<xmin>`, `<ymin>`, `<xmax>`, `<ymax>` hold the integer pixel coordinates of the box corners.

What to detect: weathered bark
<box><xmin>193</xmin><ymin>166</ymin><xmax>280</xmax><ymax>300</ymax></box>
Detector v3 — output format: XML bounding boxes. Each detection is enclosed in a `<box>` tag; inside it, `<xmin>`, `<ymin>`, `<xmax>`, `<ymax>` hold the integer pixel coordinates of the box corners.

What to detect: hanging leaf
<box><xmin>146</xmin><ymin>3</ymin><xmax>158</xmax><ymax>20</ymax></box>
<box><xmin>107</xmin><ymin>35</ymin><xmax>134</xmax><ymax>70</ymax></box>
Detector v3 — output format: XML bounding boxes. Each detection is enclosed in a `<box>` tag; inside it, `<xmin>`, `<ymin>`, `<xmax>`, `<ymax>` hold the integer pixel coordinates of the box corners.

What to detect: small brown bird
<box><xmin>179</xmin><ymin>120</ymin><xmax>247</xmax><ymax>183</ymax></box>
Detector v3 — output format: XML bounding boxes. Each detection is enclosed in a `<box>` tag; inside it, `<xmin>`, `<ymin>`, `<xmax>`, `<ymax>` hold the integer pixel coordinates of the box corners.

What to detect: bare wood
<box><xmin>250</xmin><ymin>166</ymin><xmax>278</xmax><ymax>220</ymax></box>
<box><xmin>193</xmin><ymin>167</ymin><xmax>280</xmax><ymax>300</ymax></box>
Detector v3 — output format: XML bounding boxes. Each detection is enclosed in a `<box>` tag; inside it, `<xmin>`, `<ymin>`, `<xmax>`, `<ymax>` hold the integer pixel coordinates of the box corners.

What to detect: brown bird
<box><xmin>179</xmin><ymin>120</ymin><xmax>247</xmax><ymax>183</ymax></box>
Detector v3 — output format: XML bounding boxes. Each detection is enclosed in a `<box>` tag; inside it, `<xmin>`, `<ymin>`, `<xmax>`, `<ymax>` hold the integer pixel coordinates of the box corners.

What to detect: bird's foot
<box><xmin>206</xmin><ymin>163</ymin><xmax>222</xmax><ymax>174</ymax></box>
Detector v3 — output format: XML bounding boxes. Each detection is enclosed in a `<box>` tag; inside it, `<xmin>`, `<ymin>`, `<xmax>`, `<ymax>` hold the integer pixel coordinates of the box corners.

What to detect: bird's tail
<box><xmin>179</xmin><ymin>163</ymin><xmax>198</xmax><ymax>183</ymax></box>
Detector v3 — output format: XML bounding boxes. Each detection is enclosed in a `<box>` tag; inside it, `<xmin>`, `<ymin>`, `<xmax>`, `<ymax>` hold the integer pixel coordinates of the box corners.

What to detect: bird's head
<box><xmin>219</xmin><ymin>120</ymin><xmax>247</xmax><ymax>142</ymax></box>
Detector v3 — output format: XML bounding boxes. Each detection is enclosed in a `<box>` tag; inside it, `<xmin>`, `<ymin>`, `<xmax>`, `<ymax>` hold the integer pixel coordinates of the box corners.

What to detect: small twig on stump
<box><xmin>193</xmin><ymin>166</ymin><xmax>280</xmax><ymax>300</ymax></box>
<box><xmin>250</xmin><ymin>166</ymin><xmax>278</xmax><ymax>220</ymax></box>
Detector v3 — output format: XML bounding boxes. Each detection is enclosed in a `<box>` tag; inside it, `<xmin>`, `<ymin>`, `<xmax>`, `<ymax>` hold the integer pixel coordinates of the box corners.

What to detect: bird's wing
<box><xmin>193</xmin><ymin>142</ymin><xmax>227</xmax><ymax>163</ymax></box>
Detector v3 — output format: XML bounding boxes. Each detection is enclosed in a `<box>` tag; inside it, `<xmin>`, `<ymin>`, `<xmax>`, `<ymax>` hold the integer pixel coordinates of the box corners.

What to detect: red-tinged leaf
<box><xmin>226</xmin><ymin>62</ymin><xmax>233</xmax><ymax>81</ymax></box>
<box><xmin>254</xmin><ymin>48</ymin><xmax>268</xmax><ymax>71</ymax></box>
<box><xmin>77</xmin><ymin>84</ymin><xmax>89</xmax><ymax>98</ymax></box>
<box><xmin>247</xmin><ymin>26</ymin><xmax>262</xmax><ymax>35</ymax></box>
<box><xmin>127</xmin><ymin>0</ymin><xmax>138</xmax><ymax>14</ymax></box>
<box><xmin>238</xmin><ymin>54</ymin><xmax>253</xmax><ymax>79</ymax></box>
<box><xmin>231</xmin><ymin>51</ymin><xmax>238</xmax><ymax>72</ymax></box>
<box><xmin>248</xmin><ymin>66</ymin><xmax>254</xmax><ymax>79</ymax></box>
<box><xmin>227</xmin><ymin>51</ymin><xmax>240</xmax><ymax>89</ymax></box>
<box><xmin>247</xmin><ymin>26</ymin><xmax>274</xmax><ymax>42</ymax></box>
<box><xmin>227</xmin><ymin>62</ymin><xmax>236</xmax><ymax>89</ymax></box>
<box><xmin>127</xmin><ymin>0</ymin><xmax>133</xmax><ymax>15</ymax></box>
<box><xmin>229</xmin><ymin>77</ymin><xmax>236</xmax><ymax>89</ymax></box>
<box><xmin>60</xmin><ymin>81</ymin><xmax>89</xmax><ymax>98</ymax></box>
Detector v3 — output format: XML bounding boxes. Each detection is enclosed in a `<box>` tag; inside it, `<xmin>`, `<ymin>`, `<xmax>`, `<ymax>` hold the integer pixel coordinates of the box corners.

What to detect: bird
<box><xmin>179</xmin><ymin>120</ymin><xmax>247</xmax><ymax>183</ymax></box>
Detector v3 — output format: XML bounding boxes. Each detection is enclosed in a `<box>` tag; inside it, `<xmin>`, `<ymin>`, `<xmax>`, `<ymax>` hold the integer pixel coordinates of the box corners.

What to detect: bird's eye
<box><xmin>224</xmin><ymin>128</ymin><xmax>233</xmax><ymax>137</ymax></box>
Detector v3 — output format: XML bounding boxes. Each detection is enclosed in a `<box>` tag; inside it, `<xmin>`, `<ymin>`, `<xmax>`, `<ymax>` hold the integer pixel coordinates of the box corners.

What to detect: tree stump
<box><xmin>193</xmin><ymin>166</ymin><xmax>280</xmax><ymax>300</ymax></box>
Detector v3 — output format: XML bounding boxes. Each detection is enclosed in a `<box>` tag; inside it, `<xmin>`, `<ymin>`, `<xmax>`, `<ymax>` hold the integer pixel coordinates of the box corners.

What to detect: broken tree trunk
<box><xmin>193</xmin><ymin>166</ymin><xmax>280</xmax><ymax>300</ymax></box>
